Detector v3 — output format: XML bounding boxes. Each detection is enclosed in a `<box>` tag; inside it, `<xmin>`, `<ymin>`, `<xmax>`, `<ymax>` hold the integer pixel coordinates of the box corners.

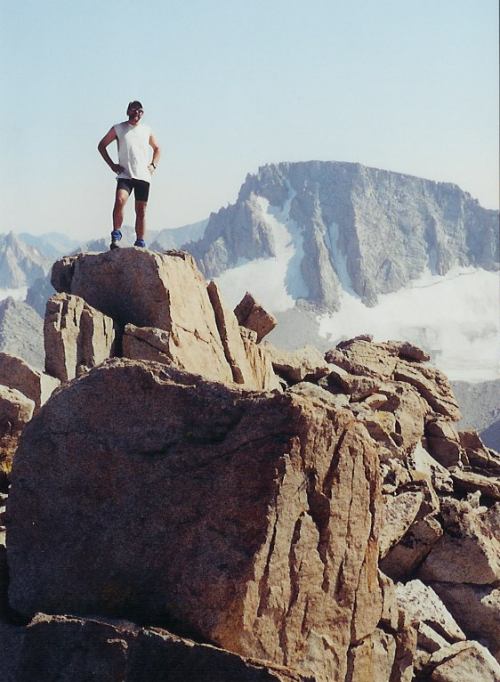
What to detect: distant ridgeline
<box><xmin>2</xmin><ymin>163</ymin><xmax>498</xmax><ymax>310</ymax></box>
<box><xmin>0</xmin><ymin>232</ymin><xmax>49</xmax><ymax>289</ymax></box>
<box><xmin>188</xmin><ymin>161</ymin><xmax>499</xmax><ymax>310</ymax></box>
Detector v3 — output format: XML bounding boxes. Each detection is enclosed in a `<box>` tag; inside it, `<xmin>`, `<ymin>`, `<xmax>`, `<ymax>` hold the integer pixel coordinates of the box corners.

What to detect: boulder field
<box><xmin>0</xmin><ymin>247</ymin><xmax>498</xmax><ymax>681</ymax></box>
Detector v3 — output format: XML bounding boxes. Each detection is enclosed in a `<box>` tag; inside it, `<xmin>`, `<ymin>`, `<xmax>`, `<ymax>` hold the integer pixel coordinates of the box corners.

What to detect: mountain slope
<box><xmin>0</xmin><ymin>232</ymin><xmax>50</xmax><ymax>288</ymax></box>
<box><xmin>453</xmin><ymin>380</ymin><xmax>500</xmax><ymax>451</ymax></box>
<box><xmin>17</xmin><ymin>232</ymin><xmax>80</xmax><ymax>259</ymax></box>
<box><xmin>151</xmin><ymin>219</ymin><xmax>208</xmax><ymax>251</ymax></box>
<box><xmin>0</xmin><ymin>297</ymin><xmax>44</xmax><ymax>369</ymax></box>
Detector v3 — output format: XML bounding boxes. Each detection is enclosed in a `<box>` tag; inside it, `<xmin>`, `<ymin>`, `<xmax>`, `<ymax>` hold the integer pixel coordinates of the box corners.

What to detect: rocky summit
<box><xmin>0</xmin><ymin>246</ymin><xmax>499</xmax><ymax>681</ymax></box>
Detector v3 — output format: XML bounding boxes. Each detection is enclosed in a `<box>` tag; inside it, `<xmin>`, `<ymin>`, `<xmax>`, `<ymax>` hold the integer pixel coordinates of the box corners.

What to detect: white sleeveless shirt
<box><xmin>113</xmin><ymin>121</ymin><xmax>153</xmax><ymax>182</ymax></box>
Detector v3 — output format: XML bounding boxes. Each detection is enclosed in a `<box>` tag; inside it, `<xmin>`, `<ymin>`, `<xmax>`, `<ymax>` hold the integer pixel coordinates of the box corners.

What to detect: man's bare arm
<box><xmin>98</xmin><ymin>128</ymin><xmax>123</xmax><ymax>173</ymax></box>
<box><xmin>148</xmin><ymin>134</ymin><xmax>161</xmax><ymax>172</ymax></box>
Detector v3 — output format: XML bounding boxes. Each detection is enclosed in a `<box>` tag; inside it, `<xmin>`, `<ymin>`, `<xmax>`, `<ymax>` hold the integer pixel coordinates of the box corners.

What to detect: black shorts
<box><xmin>116</xmin><ymin>178</ymin><xmax>150</xmax><ymax>202</ymax></box>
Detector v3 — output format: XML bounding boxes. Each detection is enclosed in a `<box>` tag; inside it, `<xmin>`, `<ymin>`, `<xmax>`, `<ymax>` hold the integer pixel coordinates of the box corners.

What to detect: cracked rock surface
<box><xmin>7</xmin><ymin>359</ymin><xmax>382</xmax><ymax>682</ymax></box>
<box><xmin>1</xmin><ymin>246</ymin><xmax>499</xmax><ymax>680</ymax></box>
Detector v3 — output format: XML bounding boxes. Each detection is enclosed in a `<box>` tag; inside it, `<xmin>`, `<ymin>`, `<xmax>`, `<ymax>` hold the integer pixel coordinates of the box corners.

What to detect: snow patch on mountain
<box><xmin>318</xmin><ymin>267</ymin><xmax>499</xmax><ymax>382</ymax></box>
<box><xmin>215</xmin><ymin>193</ymin><xmax>307</xmax><ymax>310</ymax></box>
<box><xmin>210</xmin><ymin>202</ymin><xmax>498</xmax><ymax>382</ymax></box>
<box><xmin>327</xmin><ymin>220</ymin><xmax>355</xmax><ymax>294</ymax></box>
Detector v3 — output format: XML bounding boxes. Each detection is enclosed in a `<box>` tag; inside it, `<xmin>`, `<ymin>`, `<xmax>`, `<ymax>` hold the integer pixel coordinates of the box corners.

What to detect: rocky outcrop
<box><xmin>430</xmin><ymin>583</ymin><xmax>500</xmax><ymax>663</ymax></box>
<box><xmin>121</xmin><ymin>324</ymin><xmax>174</xmax><ymax>364</ymax></box>
<box><xmin>207</xmin><ymin>282</ymin><xmax>279</xmax><ymax>389</ymax></box>
<box><xmin>316</xmin><ymin>335</ymin><xmax>499</xmax><ymax>676</ymax></box>
<box><xmin>418</xmin><ymin>640</ymin><xmax>500</xmax><ymax>681</ymax></box>
<box><xmin>1</xmin><ymin>244</ymin><xmax>499</xmax><ymax>680</ymax></box>
<box><xmin>0</xmin><ymin>352</ymin><xmax>59</xmax><ymax>411</ymax></box>
<box><xmin>234</xmin><ymin>292</ymin><xmax>277</xmax><ymax>342</ymax></box>
<box><xmin>44</xmin><ymin>293</ymin><xmax>116</xmax><ymax>382</ymax></box>
<box><xmin>379</xmin><ymin>490</ymin><xmax>428</xmax><ymax>558</ymax></box>
<box><xmin>0</xmin><ymin>386</ymin><xmax>34</xmax><ymax>473</ymax></box>
<box><xmin>8</xmin><ymin>359</ymin><xmax>383</xmax><ymax>682</ymax></box>
<box><xmin>265</xmin><ymin>343</ymin><xmax>332</xmax><ymax>384</ymax></box>
<box><xmin>345</xmin><ymin>623</ymin><xmax>416</xmax><ymax>682</ymax></box>
<box><xmin>49</xmin><ymin>249</ymin><xmax>279</xmax><ymax>390</ymax></box>
<box><xmin>396</xmin><ymin>581</ymin><xmax>465</xmax><ymax>653</ymax></box>
<box><xmin>51</xmin><ymin>248</ymin><xmax>218</xmax><ymax>331</ymax></box>
<box><xmin>323</xmin><ymin>337</ymin><xmax>460</xmax><ymax>463</ymax></box>
<box><xmin>5</xmin><ymin>613</ymin><xmax>310</xmax><ymax>682</ymax></box>
<box><xmin>418</xmin><ymin>498</ymin><xmax>500</xmax><ymax>584</ymax></box>
<box><xmin>326</xmin><ymin>338</ymin><xmax>460</xmax><ymax>421</ymax></box>
<box><xmin>187</xmin><ymin>162</ymin><xmax>499</xmax><ymax>309</ymax></box>
<box><xmin>0</xmin><ymin>298</ymin><xmax>44</xmax><ymax>371</ymax></box>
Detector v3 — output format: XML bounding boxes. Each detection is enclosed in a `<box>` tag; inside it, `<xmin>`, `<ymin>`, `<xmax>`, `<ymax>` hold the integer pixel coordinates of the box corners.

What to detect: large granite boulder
<box><xmin>52</xmin><ymin>248</ymin><xmax>220</xmax><ymax>331</ymax></box>
<box><xmin>379</xmin><ymin>490</ymin><xmax>426</xmax><ymax>558</ymax></box>
<box><xmin>430</xmin><ymin>583</ymin><xmax>500</xmax><ymax>663</ymax></box>
<box><xmin>7</xmin><ymin>358</ymin><xmax>383</xmax><ymax>682</ymax></box>
<box><xmin>418</xmin><ymin>498</ymin><xmax>500</xmax><ymax>584</ymax></box>
<box><xmin>51</xmin><ymin>249</ymin><xmax>232</xmax><ymax>382</ymax></box>
<box><xmin>345</xmin><ymin>624</ymin><xmax>416</xmax><ymax>682</ymax></box>
<box><xmin>234</xmin><ymin>292</ymin><xmax>277</xmax><ymax>342</ymax></box>
<box><xmin>0</xmin><ymin>352</ymin><xmax>59</xmax><ymax>411</ymax></box>
<box><xmin>419</xmin><ymin>640</ymin><xmax>500</xmax><ymax>681</ymax></box>
<box><xmin>395</xmin><ymin>580</ymin><xmax>465</xmax><ymax>653</ymax></box>
<box><xmin>44</xmin><ymin>293</ymin><xmax>116</xmax><ymax>382</ymax></box>
<box><xmin>265</xmin><ymin>343</ymin><xmax>332</xmax><ymax>384</ymax></box>
<box><xmin>50</xmin><ymin>249</ymin><xmax>280</xmax><ymax>389</ymax></box>
<box><xmin>0</xmin><ymin>386</ymin><xmax>34</xmax><ymax>473</ymax></box>
<box><xmin>425</xmin><ymin>418</ymin><xmax>464</xmax><ymax>468</ymax></box>
<box><xmin>380</xmin><ymin>514</ymin><xmax>443</xmax><ymax>582</ymax></box>
<box><xmin>6</xmin><ymin>613</ymin><xmax>310</xmax><ymax>682</ymax></box>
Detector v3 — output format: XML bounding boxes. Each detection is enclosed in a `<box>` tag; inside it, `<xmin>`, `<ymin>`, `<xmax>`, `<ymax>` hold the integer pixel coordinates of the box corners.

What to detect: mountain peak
<box><xmin>190</xmin><ymin>162</ymin><xmax>499</xmax><ymax>310</ymax></box>
<box><xmin>4</xmin><ymin>231</ymin><xmax>20</xmax><ymax>247</ymax></box>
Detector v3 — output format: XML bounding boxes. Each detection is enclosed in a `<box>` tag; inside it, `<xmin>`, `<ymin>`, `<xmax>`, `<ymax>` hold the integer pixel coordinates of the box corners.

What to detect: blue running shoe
<box><xmin>134</xmin><ymin>239</ymin><xmax>146</xmax><ymax>248</ymax></box>
<box><xmin>110</xmin><ymin>229</ymin><xmax>122</xmax><ymax>250</ymax></box>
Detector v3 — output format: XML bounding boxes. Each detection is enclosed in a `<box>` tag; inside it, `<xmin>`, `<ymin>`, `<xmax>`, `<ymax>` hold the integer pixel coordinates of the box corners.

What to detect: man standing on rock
<box><xmin>98</xmin><ymin>101</ymin><xmax>161</xmax><ymax>250</ymax></box>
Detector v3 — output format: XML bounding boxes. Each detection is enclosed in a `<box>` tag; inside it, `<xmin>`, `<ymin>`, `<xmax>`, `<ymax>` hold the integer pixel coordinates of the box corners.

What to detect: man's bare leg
<box><xmin>135</xmin><ymin>200</ymin><xmax>147</xmax><ymax>240</ymax></box>
<box><xmin>113</xmin><ymin>189</ymin><xmax>130</xmax><ymax>230</ymax></box>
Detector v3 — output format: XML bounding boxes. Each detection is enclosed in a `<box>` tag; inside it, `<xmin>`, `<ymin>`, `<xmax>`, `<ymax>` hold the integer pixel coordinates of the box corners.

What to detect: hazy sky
<box><xmin>1</xmin><ymin>0</ymin><xmax>498</xmax><ymax>240</ymax></box>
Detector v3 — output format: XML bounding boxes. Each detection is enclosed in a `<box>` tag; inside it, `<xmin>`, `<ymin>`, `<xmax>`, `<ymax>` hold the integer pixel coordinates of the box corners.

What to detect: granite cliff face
<box><xmin>188</xmin><ymin>162</ymin><xmax>498</xmax><ymax>309</ymax></box>
<box><xmin>0</xmin><ymin>247</ymin><xmax>498</xmax><ymax>681</ymax></box>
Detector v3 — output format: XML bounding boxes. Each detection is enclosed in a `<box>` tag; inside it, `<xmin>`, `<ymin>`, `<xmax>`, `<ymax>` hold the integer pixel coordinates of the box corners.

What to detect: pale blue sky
<box><xmin>1</xmin><ymin>0</ymin><xmax>498</xmax><ymax>240</ymax></box>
